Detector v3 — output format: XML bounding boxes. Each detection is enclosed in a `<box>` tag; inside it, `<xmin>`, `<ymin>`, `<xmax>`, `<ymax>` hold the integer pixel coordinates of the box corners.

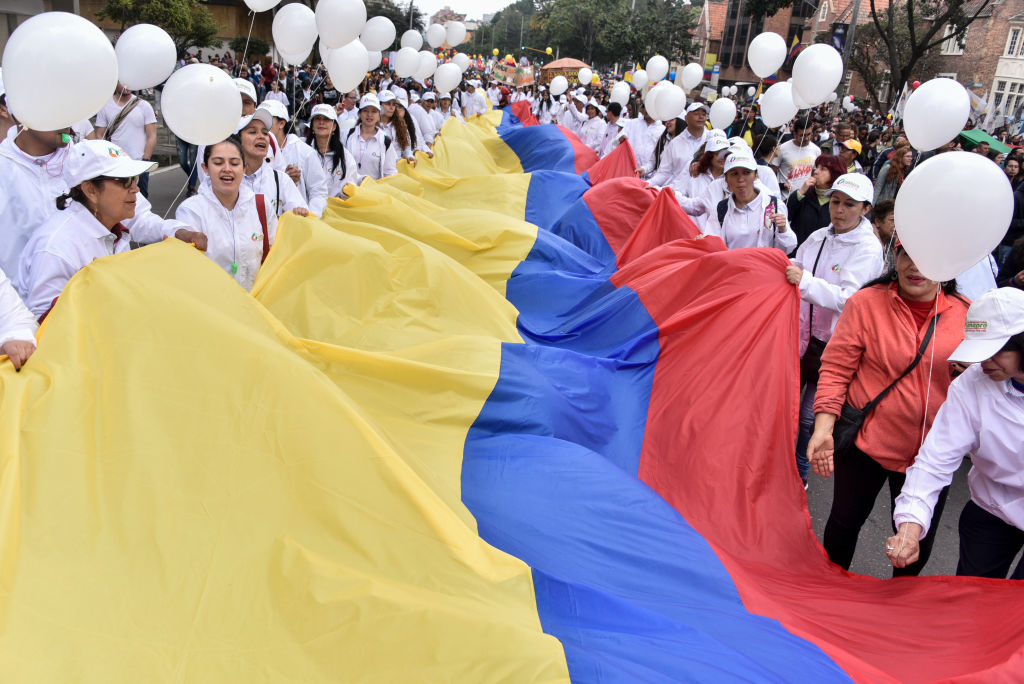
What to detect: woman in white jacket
<box><xmin>176</xmin><ymin>138</ymin><xmax>308</xmax><ymax>291</ymax></box>
<box><xmin>703</xmin><ymin>153</ymin><xmax>796</xmax><ymax>253</ymax></box>
<box><xmin>344</xmin><ymin>93</ymin><xmax>398</xmax><ymax>181</ymax></box>
<box><xmin>237</xmin><ymin>109</ymin><xmax>308</xmax><ymax>220</ymax></box>
<box><xmin>305</xmin><ymin>104</ymin><xmax>360</xmax><ymax>200</ymax></box>
<box><xmin>783</xmin><ymin>172</ymin><xmax>885</xmax><ymax>485</ymax></box>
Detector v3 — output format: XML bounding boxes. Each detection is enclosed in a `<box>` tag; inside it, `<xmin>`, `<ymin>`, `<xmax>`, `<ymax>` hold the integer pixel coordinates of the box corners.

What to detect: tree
<box><xmin>743</xmin><ymin>0</ymin><xmax>995</xmax><ymax>108</ymax></box>
<box><xmin>229</xmin><ymin>36</ymin><xmax>271</xmax><ymax>61</ymax></box>
<box><xmin>366</xmin><ymin>0</ymin><xmax>425</xmax><ymax>33</ymax></box>
<box><xmin>96</xmin><ymin>0</ymin><xmax>219</xmax><ymax>56</ymax></box>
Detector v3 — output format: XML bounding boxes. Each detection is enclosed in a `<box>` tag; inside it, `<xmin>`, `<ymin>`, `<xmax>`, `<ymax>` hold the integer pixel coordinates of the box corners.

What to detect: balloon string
<box><xmin>240</xmin><ymin>11</ymin><xmax>256</xmax><ymax>68</ymax></box>
<box><xmin>750</xmin><ymin>79</ymin><xmax>766</xmax><ymax>158</ymax></box>
<box><xmin>285</xmin><ymin>63</ymin><xmax>328</xmax><ymax>137</ymax></box>
<box><xmin>918</xmin><ymin>294</ymin><xmax>939</xmax><ymax>446</ymax></box>
<box><xmin>162</xmin><ymin>153</ymin><xmax>200</xmax><ymax>220</ymax></box>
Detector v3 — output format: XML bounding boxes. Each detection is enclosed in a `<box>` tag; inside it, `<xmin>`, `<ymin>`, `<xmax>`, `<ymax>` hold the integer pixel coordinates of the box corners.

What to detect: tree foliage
<box><xmin>366</xmin><ymin>0</ymin><xmax>425</xmax><ymax>33</ymax></box>
<box><xmin>96</xmin><ymin>0</ymin><xmax>219</xmax><ymax>56</ymax></box>
<box><xmin>469</xmin><ymin>0</ymin><xmax>699</xmax><ymax>68</ymax></box>
<box><xmin>229</xmin><ymin>36</ymin><xmax>271</xmax><ymax>59</ymax></box>
<box><xmin>744</xmin><ymin>0</ymin><xmax>995</xmax><ymax>108</ymax></box>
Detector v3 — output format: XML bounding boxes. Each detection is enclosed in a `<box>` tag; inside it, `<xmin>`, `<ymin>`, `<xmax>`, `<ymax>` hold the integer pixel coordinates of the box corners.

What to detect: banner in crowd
<box><xmin>0</xmin><ymin>111</ymin><xmax>1021</xmax><ymax>682</ymax></box>
<box><xmin>491</xmin><ymin>62</ymin><xmax>535</xmax><ymax>87</ymax></box>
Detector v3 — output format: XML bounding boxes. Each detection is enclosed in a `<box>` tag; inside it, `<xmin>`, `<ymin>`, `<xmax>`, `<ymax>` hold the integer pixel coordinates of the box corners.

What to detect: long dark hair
<box><xmin>653</xmin><ymin>117</ymin><xmax>685</xmax><ymax>169</ymax></box>
<box><xmin>305</xmin><ymin>123</ymin><xmax>346</xmax><ymax>174</ymax></box>
<box><xmin>399</xmin><ymin>104</ymin><xmax>418</xmax><ymax>151</ymax></box>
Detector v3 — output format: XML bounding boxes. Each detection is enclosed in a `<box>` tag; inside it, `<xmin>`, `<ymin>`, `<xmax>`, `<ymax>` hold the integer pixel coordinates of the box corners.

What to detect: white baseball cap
<box><xmin>422</xmin><ymin>92</ymin><xmax>436</xmax><ymax>101</ymax></box>
<box><xmin>727</xmin><ymin>136</ymin><xmax>750</xmax><ymax>150</ymax></box>
<box><xmin>723</xmin><ymin>153</ymin><xmax>757</xmax><ymax>173</ymax></box>
<box><xmin>686</xmin><ymin>102</ymin><xmax>710</xmax><ymax>114</ymax></box>
<box><xmin>63</xmin><ymin>139</ymin><xmax>156</xmax><ymax>188</ymax></box>
<box><xmin>310</xmin><ymin>103</ymin><xmax>338</xmax><ymax>122</ymax></box>
<box><xmin>260</xmin><ymin>99</ymin><xmax>289</xmax><ymax>121</ymax></box>
<box><xmin>235</xmin><ymin>107</ymin><xmax>273</xmax><ymax>134</ymax></box>
<box><xmin>378</xmin><ymin>90</ymin><xmax>397</xmax><ymax>104</ymax></box>
<box><xmin>826</xmin><ymin>173</ymin><xmax>873</xmax><ymax>203</ymax></box>
<box><xmin>706</xmin><ymin>134</ymin><xmax>730</xmax><ymax>153</ymax></box>
<box><xmin>572</xmin><ymin>92</ymin><xmax>587</xmax><ymax>104</ymax></box>
<box><xmin>948</xmin><ymin>288</ymin><xmax>1024</xmax><ymax>363</ymax></box>
<box><xmin>359</xmin><ymin>93</ymin><xmax>381</xmax><ymax>111</ymax></box>
<box><xmin>234</xmin><ymin>77</ymin><xmax>257</xmax><ymax>103</ymax></box>
<box><xmin>438</xmin><ymin>92</ymin><xmax>452</xmax><ymax>100</ymax></box>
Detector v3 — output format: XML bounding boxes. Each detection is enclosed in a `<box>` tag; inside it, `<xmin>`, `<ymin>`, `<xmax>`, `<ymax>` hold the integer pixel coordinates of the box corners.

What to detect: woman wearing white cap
<box><xmin>579</xmin><ymin>100</ymin><xmax>605</xmax><ymax>154</ymax></box>
<box><xmin>808</xmin><ymin>242</ymin><xmax>969</xmax><ymax>575</ymax></box>
<box><xmin>533</xmin><ymin>87</ymin><xmax>557</xmax><ymax>125</ymax></box>
<box><xmin>783</xmin><ymin>173</ymin><xmax>885</xmax><ymax>486</ymax></box>
<box><xmin>671</xmin><ymin>133</ymin><xmax>730</xmax><ymax>231</ymax></box>
<box><xmin>305</xmin><ymin>103</ymin><xmax>360</xmax><ymax>199</ymax></box>
<box><xmin>0</xmin><ymin>265</ymin><xmax>37</xmax><ymax>370</ymax></box>
<box><xmin>261</xmin><ymin>99</ymin><xmax>329</xmax><ymax>218</ymax></box>
<box><xmin>343</xmin><ymin>94</ymin><xmax>398</xmax><ymax>181</ymax></box>
<box><xmin>175</xmin><ymin>137</ymin><xmax>308</xmax><ymax>291</ymax></box>
<box><xmin>19</xmin><ymin>140</ymin><xmax>198</xmax><ymax>319</ymax></box>
<box><xmin>888</xmin><ymin>288</ymin><xmax>1024</xmax><ymax>579</ymax></box>
<box><xmin>236</xmin><ymin>108</ymin><xmax>308</xmax><ymax>218</ymax></box>
<box><xmin>377</xmin><ymin>91</ymin><xmax>417</xmax><ymax>163</ymax></box>
<box><xmin>436</xmin><ymin>93</ymin><xmax>463</xmax><ymax>124</ymax></box>
<box><xmin>703</xmin><ymin>152</ymin><xmax>795</xmax><ymax>253</ymax></box>
<box><xmin>558</xmin><ymin>93</ymin><xmax>588</xmax><ymax>134</ymax></box>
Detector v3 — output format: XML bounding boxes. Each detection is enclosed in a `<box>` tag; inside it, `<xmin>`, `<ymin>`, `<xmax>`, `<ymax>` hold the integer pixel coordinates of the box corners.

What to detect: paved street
<box><xmin>148</xmin><ymin>164</ymin><xmax>192</xmax><ymax>219</ymax></box>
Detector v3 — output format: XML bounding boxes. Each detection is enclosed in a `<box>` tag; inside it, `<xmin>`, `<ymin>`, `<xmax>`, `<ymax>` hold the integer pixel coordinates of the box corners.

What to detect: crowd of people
<box><xmin>0</xmin><ymin>52</ymin><xmax>1021</xmax><ymax>581</ymax></box>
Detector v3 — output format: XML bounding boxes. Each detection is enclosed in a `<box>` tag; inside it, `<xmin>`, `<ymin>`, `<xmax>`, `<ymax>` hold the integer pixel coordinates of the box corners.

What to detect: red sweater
<box><xmin>813</xmin><ymin>283</ymin><xmax>970</xmax><ymax>472</ymax></box>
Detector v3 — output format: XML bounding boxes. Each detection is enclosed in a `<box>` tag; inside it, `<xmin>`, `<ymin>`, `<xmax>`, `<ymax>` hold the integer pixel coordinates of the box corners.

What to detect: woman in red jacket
<box><xmin>807</xmin><ymin>244</ymin><xmax>970</xmax><ymax>576</ymax></box>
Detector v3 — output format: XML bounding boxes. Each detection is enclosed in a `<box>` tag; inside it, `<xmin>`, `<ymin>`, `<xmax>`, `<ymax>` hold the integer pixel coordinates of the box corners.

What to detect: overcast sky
<box><xmin>413</xmin><ymin>1</ymin><xmax>515</xmax><ymax>21</ymax></box>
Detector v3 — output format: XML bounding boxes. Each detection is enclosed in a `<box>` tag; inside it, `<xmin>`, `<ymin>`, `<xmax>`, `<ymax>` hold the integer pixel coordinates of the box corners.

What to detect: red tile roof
<box><xmin>706</xmin><ymin>0</ymin><xmax>729</xmax><ymax>42</ymax></box>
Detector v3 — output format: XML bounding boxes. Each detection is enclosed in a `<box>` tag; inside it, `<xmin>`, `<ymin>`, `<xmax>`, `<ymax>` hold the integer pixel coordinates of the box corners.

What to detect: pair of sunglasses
<box><xmin>97</xmin><ymin>175</ymin><xmax>140</xmax><ymax>189</ymax></box>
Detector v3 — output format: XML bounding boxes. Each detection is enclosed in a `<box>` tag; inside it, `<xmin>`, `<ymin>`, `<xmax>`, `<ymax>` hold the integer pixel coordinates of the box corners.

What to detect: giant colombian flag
<box><xmin>0</xmin><ymin>111</ymin><xmax>1022</xmax><ymax>682</ymax></box>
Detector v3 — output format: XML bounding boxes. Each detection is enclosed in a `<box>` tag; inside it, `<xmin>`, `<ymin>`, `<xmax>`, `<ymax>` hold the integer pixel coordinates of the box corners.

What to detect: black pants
<box><xmin>823</xmin><ymin>444</ymin><xmax>949</xmax><ymax>576</ymax></box>
<box><xmin>957</xmin><ymin>500</ymin><xmax>1024</xmax><ymax>580</ymax></box>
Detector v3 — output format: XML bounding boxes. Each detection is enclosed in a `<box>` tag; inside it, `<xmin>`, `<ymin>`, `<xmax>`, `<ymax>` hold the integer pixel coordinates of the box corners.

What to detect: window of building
<box><xmin>993</xmin><ymin>78</ymin><xmax>1024</xmax><ymax>115</ymax></box>
<box><xmin>941</xmin><ymin>24</ymin><xmax>967</xmax><ymax>55</ymax></box>
<box><xmin>819</xmin><ymin>0</ymin><xmax>829</xmax><ymax>22</ymax></box>
<box><xmin>1007</xmin><ymin>27</ymin><xmax>1021</xmax><ymax>56</ymax></box>
<box><xmin>936</xmin><ymin>73</ymin><xmax>958</xmax><ymax>80</ymax></box>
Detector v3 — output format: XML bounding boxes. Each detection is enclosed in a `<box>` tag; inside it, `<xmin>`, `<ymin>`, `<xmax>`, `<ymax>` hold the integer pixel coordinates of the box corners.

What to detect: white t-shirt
<box><xmin>95</xmin><ymin>96</ymin><xmax>157</xmax><ymax>161</ymax></box>
<box><xmin>777</xmin><ymin>140</ymin><xmax>821</xmax><ymax>198</ymax></box>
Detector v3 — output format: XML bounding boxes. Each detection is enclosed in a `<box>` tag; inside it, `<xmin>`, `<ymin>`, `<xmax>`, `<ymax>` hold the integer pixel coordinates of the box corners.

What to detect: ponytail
<box><xmin>55</xmin><ymin>186</ymin><xmax>88</xmax><ymax>211</ymax></box>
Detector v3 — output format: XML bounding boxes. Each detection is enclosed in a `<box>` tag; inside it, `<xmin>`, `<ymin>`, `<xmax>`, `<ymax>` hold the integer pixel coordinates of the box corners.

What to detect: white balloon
<box><xmin>791</xmin><ymin>83</ymin><xmax>812</xmax><ymax>109</ymax></box>
<box><xmin>747</xmin><ymin>32</ymin><xmax>787</xmax><ymax>79</ymax></box>
<box><xmin>709</xmin><ymin>97</ymin><xmax>736</xmax><ymax>130</ymax></box>
<box><xmin>401</xmin><ymin>29</ymin><xmax>423</xmax><ymax>50</ymax></box>
<box><xmin>791</xmin><ymin>43</ymin><xmax>843</xmax><ymax>106</ymax></box>
<box><xmin>425</xmin><ymin>24</ymin><xmax>446</xmax><ymax>48</ymax></box>
<box><xmin>433</xmin><ymin>62</ymin><xmax>461</xmax><ymax>93</ymax></box>
<box><xmin>759</xmin><ymin>81</ymin><xmax>799</xmax><ymax>128</ymax></box>
<box><xmin>393</xmin><ymin>46</ymin><xmax>419</xmax><ymax>78</ymax></box>
<box><xmin>644</xmin><ymin>81</ymin><xmax>673</xmax><ymax>120</ymax></box>
<box><xmin>681</xmin><ymin>63</ymin><xmax>703</xmax><ymax>91</ymax></box>
<box><xmin>903</xmin><ymin>78</ymin><xmax>971</xmax><ymax>152</ymax></box>
<box><xmin>273</xmin><ymin>4</ymin><xmax>317</xmax><ymax>57</ymax></box>
<box><xmin>325</xmin><ymin>39</ymin><xmax>369</xmax><ymax>93</ymax></box>
<box><xmin>366</xmin><ymin>49</ymin><xmax>382</xmax><ymax>70</ymax></box>
<box><xmin>315</xmin><ymin>0</ymin><xmax>366</xmax><ymax>48</ymax></box>
<box><xmin>360</xmin><ymin>16</ymin><xmax>396</xmax><ymax>51</ymax></box>
<box><xmin>747</xmin><ymin>86</ymin><xmax>756</xmax><ymax>97</ymax></box>
<box><xmin>828</xmin><ymin>91</ymin><xmax>838</xmax><ymax>102</ymax></box>
<box><xmin>414</xmin><ymin>50</ymin><xmax>438</xmax><ymax>80</ymax></box>
<box><xmin>895</xmin><ymin>151</ymin><xmax>1013</xmax><ymax>281</ymax></box>
<box><xmin>445</xmin><ymin>21</ymin><xmax>467</xmax><ymax>47</ymax></box>
<box><xmin>632</xmin><ymin>68</ymin><xmax>649</xmax><ymax>90</ymax></box>
<box><xmin>279</xmin><ymin>47</ymin><xmax>312</xmax><ymax>66</ymax></box>
<box><xmin>610</xmin><ymin>81</ymin><xmax>631</xmax><ymax>106</ymax></box>
<box><xmin>244</xmin><ymin>0</ymin><xmax>280</xmax><ymax>11</ymax></box>
<box><xmin>657</xmin><ymin>84</ymin><xmax>686</xmax><ymax>120</ymax></box>
<box><xmin>1</xmin><ymin>12</ymin><xmax>117</xmax><ymax>131</ymax></box>
<box><xmin>549</xmin><ymin>75</ymin><xmax>569</xmax><ymax>96</ymax></box>
<box><xmin>453</xmin><ymin>52</ymin><xmax>470</xmax><ymax>72</ymax></box>
<box><xmin>646</xmin><ymin>55</ymin><xmax>669</xmax><ymax>82</ymax></box>
<box><xmin>115</xmin><ymin>24</ymin><xmax>176</xmax><ymax>91</ymax></box>
<box><xmin>161</xmin><ymin>64</ymin><xmax>241</xmax><ymax>145</ymax></box>
<box><xmin>578</xmin><ymin>67</ymin><xmax>593</xmax><ymax>85</ymax></box>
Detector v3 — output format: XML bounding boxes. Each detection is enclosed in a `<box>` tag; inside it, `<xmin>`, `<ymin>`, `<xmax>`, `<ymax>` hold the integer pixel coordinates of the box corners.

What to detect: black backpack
<box><xmin>716</xmin><ymin>194</ymin><xmax>780</xmax><ymax>223</ymax></box>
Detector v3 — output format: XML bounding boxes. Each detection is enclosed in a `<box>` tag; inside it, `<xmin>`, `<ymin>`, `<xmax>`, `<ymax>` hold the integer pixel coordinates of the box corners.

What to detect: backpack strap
<box><xmin>717</xmin><ymin>198</ymin><xmax>729</xmax><ymax>224</ymax></box>
<box><xmin>255</xmin><ymin>193</ymin><xmax>270</xmax><ymax>264</ymax></box>
<box><xmin>103</xmin><ymin>96</ymin><xmax>140</xmax><ymax>141</ymax></box>
<box><xmin>383</xmin><ymin>135</ymin><xmax>392</xmax><ymax>150</ymax></box>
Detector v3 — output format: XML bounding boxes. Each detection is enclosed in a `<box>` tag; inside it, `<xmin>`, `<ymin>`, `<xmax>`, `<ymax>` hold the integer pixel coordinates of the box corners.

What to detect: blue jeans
<box><xmin>175</xmin><ymin>136</ymin><xmax>198</xmax><ymax>190</ymax></box>
<box><xmin>795</xmin><ymin>379</ymin><xmax>816</xmax><ymax>483</ymax></box>
<box><xmin>137</xmin><ymin>171</ymin><xmax>150</xmax><ymax>199</ymax></box>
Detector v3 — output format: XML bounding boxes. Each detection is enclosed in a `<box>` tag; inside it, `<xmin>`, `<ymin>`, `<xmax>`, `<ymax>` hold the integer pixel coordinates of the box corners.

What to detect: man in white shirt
<box><xmin>558</xmin><ymin>93</ymin><xmax>587</xmax><ymax>134</ymax></box>
<box><xmin>407</xmin><ymin>91</ymin><xmax>438</xmax><ymax>146</ymax></box>
<box><xmin>336</xmin><ymin>90</ymin><xmax>359</xmax><ymax>125</ymax></box>
<box><xmin>649</xmin><ymin>102</ymin><xmax>710</xmax><ymax>187</ymax></box>
<box><xmin>777</xmin><ymin>118</ymin><xmax>821</xmax><ymax>198</ymax></box>
<box><xmin>94</xmin><ymin>82</ymin><xmax>157</xmax><ymax>197</ymax></box>
<box><xmin>620</xmin><ymin>104</ymin><xmax>665</xmax><ymax>178</ymax></box>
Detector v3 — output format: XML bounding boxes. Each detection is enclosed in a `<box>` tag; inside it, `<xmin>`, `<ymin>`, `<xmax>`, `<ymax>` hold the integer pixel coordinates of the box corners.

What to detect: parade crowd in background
<box><xmin>0</xmin><ymin>44</ymin><xmax>1023</xmax><ymax>582</ymax></box>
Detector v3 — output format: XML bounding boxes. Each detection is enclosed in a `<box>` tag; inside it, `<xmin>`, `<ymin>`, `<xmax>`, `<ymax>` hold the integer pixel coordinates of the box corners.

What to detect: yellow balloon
<box><xmin>492</xmin><ymin>48</ymin><xmax>499</xmax><ymax>56</ymax></box>
<box><xmin>504</xmin><ymin>54</ymin><xmax>513</xmax><ymax>61</ymax></box>
<box><xmin>545</xmin><ymin>47</ymin><xmax>552</xmax><ymax>55</ymax></box>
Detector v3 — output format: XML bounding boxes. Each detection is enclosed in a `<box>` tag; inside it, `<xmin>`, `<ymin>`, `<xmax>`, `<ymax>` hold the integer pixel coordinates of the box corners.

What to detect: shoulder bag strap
<box><xmin>861</xmin><ymin>313</ymin><xmax>940</xmax><ymax>414</ymax></box>
<box><xmin>805</xmin><ymin>236</ymin><xmax>828</xmax><ymax>340</ymax></box>
<box><xmin>255</xmin><ymin>193</ymin><xmax>270</xmax><ymax>264</ymax></box>
<box><xmin>103</xmin><ymin>97</ymin><xmax>140</xmax><ymax>141</ymax></box>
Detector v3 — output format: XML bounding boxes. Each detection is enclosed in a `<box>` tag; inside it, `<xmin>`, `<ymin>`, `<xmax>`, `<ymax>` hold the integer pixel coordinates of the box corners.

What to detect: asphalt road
<box><xmin>147</xmin><ymin>165</ymin><xmax>1014</xmax><ymax>581</ymax></box>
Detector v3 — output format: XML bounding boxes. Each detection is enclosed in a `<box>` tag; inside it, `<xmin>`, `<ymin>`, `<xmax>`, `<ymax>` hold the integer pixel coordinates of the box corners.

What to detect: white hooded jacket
<box><xmin>175</xmin><ymin>181</ymin><xmax>277</xmax><ymax>291</ymax></box>
<box><xmin>278</xmin><ymin>133</ymin><xmax>329</xmax><ymax>218</ymax></box>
